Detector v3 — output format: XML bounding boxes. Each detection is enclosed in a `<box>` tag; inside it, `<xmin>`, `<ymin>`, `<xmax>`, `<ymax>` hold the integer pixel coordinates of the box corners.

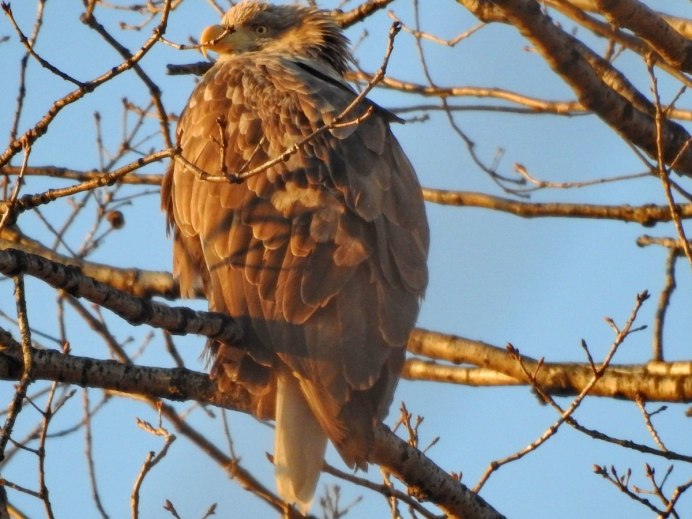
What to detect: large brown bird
<box><xmin>162</xmin><ymin>1</ymin><xmax>428</xmax><ymax>512</ymax></box>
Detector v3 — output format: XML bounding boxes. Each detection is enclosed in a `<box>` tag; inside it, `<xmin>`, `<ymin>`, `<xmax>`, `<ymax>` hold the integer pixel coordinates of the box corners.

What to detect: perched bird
<box><xmin>162</xmin><ymin>0</ymin><xmax>428</xmax><ymax>512</ymax></box>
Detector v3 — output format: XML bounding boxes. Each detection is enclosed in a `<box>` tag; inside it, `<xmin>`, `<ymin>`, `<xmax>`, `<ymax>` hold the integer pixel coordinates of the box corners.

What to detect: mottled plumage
<box><xmin>162</xmin><ymin>1</ymin><xmax>428</xmax><ymax>512</ymax></box>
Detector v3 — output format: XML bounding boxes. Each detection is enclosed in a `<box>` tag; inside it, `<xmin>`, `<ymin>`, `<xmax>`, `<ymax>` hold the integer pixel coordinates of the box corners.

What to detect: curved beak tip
<box><xmin>200</xmin><ymin>24</ymin><xmax>227</xmax><ymax>57</ymax></box>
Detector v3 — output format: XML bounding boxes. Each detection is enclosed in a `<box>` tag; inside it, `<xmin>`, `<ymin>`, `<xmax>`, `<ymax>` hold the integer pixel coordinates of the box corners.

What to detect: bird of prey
<box><xmin>162</xmin><ymin>1</ymin><xmax>428</xmax><ymax>512</ymax></box>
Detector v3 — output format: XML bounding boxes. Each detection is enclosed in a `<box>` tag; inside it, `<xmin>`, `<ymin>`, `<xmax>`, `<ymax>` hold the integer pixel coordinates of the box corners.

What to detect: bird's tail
<box><xmin>275</xmin><ymin>373</ymin><xmax>328</xmax><ymax>514</ymax></box>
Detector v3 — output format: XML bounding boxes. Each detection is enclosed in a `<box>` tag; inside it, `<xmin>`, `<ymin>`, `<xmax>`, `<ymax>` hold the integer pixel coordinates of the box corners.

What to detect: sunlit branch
<box><xmin>406</xmin><ymin>329</ymin><xmax>692</xmax><ymax>403</ymax></box>
<box><xmin>422</xmin><ymin>188</ymin><xmax>692</xmax><ymax>225</ymax></box>
<box><xmin>0</xmin><ymin>149</ymin><xmax>175</xmax><ymax>218</ymax></box>
<box><xmin>589</xmin><ymin>0</ymin><xmax>692</xmax><ymax>72</ymax></box>
<box><xmin>335</xmin><ymin>0</ymin><xmax>395</xmax><ymax>28</ymax></box>
<box><xmin>0</xmin><ymin>248</ymin><xmax>242</xmax><ymax>344</ymax></box>
<box><xmin>459</xmin><ymin>0</ymin><xmax>692</xmax><ymax>174</ymax></box>
<box><xmin>0</xmin><ymin>327</ymin><xmax>505</xmax><ymax>519</ymax></box>
<box><xmin>637</xmin><ymin>234</ymin><xmax>692</xmax><ymax>253</ymax></box>
<box><xmin>546</xmin><ymin>0</ymin><xmax>692</xmax><ymax>87</ymax></box>
<box><xmin>552</xmin><ymin>1</ymin><xmax>692</xmax><ymax>40</ymax></box>
<box><xmin>348</xmin><ymin>72</ymin><xmax>585</xmax><ymax>114</ymax></box>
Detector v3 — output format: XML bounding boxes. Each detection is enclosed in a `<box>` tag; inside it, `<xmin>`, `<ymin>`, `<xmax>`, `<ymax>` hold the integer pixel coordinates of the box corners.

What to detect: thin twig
<box><xmin>130</xmin><ymin>420</ymin><xmax>176</xmax><ymax>519</ymax></box>
<box><xmin>653</xmin><ymin>250</ymin><xmax>677</xmax><ymax>361</ymax></box>
<box><xmin>37</xmin><ymin>381</ymin><xmax>58</xmax><ymax>519</ymax></box>
<box><xmin>0</xmin><ymin>275</ymin><xmax>34</xmax><ymax>462</ymax></box>
<box><xmin>83</xmin><ymin>389</ymin><xmax>111</xmax><ymax>519</ymax></box>
<box><xmin>635</xmin><ymin>396</ymin><xmax>668</xmax><ymax>453</ymax></box>
<box><xmin>648</xmin><ymin>59</ymin><xmax>692</xmax><ymax>267</ymax></box>
<box><xmin>474</xmin><ymin>291</ymin><xmax>650</xmax><ymax>492</ymax></box>
<box><xmin>0</xmin><ymin>0</ymin><xmax>173</xmax><ymax>168</ymax></box>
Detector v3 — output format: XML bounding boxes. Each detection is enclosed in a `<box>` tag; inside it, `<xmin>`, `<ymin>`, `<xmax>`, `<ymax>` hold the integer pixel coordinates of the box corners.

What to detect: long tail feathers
<box><xmin>275</xmin><ymin>374</ymin><xmax>328</xmax><ymax>514</ymax></box>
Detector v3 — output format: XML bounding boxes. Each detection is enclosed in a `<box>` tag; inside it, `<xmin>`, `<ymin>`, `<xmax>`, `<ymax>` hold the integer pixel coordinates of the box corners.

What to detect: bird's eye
<box><xmin>254</xmin><ymin>25</ymin><xmax>268</xmax><ymax>35</ymax></box>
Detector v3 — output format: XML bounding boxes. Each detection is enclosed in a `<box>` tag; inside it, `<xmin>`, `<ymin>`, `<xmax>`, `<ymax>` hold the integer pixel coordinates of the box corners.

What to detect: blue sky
<box><xmin>1</xmin><ymin>1</ymin><xmax>690</xmax><ymax>517</ymax></box>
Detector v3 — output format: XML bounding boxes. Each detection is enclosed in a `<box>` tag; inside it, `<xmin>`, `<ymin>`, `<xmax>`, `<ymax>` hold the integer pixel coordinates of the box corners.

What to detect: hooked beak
<box><xmin>199</xmin><ymin>24</ymin><xmax>232</xmax><ymax>58</ymax></box>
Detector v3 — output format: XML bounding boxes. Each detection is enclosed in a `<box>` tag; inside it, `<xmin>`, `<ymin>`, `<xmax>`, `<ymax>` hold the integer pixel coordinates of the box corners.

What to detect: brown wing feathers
<box><xmin>164</xmin><ymin>6</ymin><xmax>428</xmax><ymax>508</ymax></box>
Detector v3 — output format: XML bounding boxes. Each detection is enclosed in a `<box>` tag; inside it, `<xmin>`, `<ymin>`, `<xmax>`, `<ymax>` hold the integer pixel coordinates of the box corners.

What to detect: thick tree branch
<box><xmin>404</xmin><ymin>362</ymin><xmax>520</xmax><ymax>387</ymax></box>
<box><xmin>0</xmin><ymin>226</ymin><xmax>182</xmax><ymax>299</ymax></box>
<box><xmin>0</xmin><ymin>329</ymin><xmax>253</xmax><ymax>414</ymax></box>
<box><xmin>564</xmin><ymin>1</ymin><xmax>692</xmax><ymax>37</ymax></box>
<box><xmin>0</xmin><ymin>248</ymin><xmax>241</xmax><ymax>343</ymax></box>
<box><xmin>371</xmin><ymin>424</ymin><xmax>505</xmax><ymax>519</ymax></box>
<box><xmin>1</xmin><ymin>248</ymin><xmax>691</xmax><ymax>404</ymax></box>
<box><xmin>407</xmin><ymin>329</ymin><xmax>692</xmax><ymax>402</ymax></box>
<box><xmin>459</xmin><ymin>0</ymin><xmax>692</xmax><ymax>175</ymax></box>
<box><xmin>544</xmin><ymin>1</ymin><xmax>692</xmax><ymax>86</ymax></box>
<box><xmin>570</xmin><ymin>0</ymin><xmax>692</xmax><ymax>55</ymax></box>
<box><xmin>0</xmin><ymin>329</ymin><xmax>504</xmax><ymax>519</ymax></box>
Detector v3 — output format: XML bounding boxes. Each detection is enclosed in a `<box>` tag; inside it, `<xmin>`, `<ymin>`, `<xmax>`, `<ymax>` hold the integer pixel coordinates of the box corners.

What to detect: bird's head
<box><xmin>200</xmin><ymin>1</ymin><xmax>351</xmax><ymax>74</ymax></box>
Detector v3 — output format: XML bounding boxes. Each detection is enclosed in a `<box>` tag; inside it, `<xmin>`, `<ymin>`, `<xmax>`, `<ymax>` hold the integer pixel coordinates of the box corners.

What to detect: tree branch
<box><xmin>0</xmin><ymin>226</ymin><xmax>183</xmax><ymax>299</ymax></box>
<box><xmin>556</xmin><ymin>1</ymin><xmax>692</xmax><ymax>40</ymax></box>
<box><xmin>459</xmin><ymin>0</ymin><xmax>692</xmax><ymax>175</ymax></box>
<box><xmin>423</xmin><ymin>188</ymin><xmax>692</xmax><ymax>225</ymax></box>
<box><xmin>407</xmin><ymin>329</ymin><xmax>692</xmax><ymax>402</ymax></box>
<box><xmin>372</xmin><ymin>424</ymin><xmax>506</xmax><ymax>519</ymax></box>
<box><xmin>0</xmin><ymin>328</ymin><xmax>253</xmax><ymax>412</ymax></box>
<box><xmin>335</xmin><ymin>0</ymin><xmax>396</xmax><ymax>29</ymax></box>
<box><xmin>0</xmin><ymin>327</ymin><xmax>505</xmax><ymax>519</ymax></box>
<box><xmin>594</xmin><ymin>0</ymin><xmax>692</xmax><ymax>72</ymax></box>
<box><xmin>0</xmin><ymin>248</ymin><xmax>241</xmax><ymax>343</ymax></box>
<box><xmin>1</xmin><ymin>248</ymin><xmax>690</xmax><ymax>404</ymax></box>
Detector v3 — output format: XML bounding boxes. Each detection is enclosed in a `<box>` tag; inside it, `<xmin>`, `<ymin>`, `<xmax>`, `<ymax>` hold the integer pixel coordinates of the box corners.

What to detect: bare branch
<box><xmin>371</xmin><ymin>424</ymin><xmax>505</xmax><ymax>519</ymax></box>
<box><xmin>0</xmin><ymin>248</ymin><xmax>242</xmax><ymax>344</ymax></box>
<box><xmin>0</xmin><ymin>327</ymin><xmax>504</xmax><ymax>519</ymax></box>
<box><xmin>406</xmin><ymin>329</ymin><xmax>692</xmax><ymax>403</ymax></box>
<box><xmin>0</xmin><ymin>330</ymin><xmax>252</xmax><ymax>414</ymax></box>
<box><xmin>335</xmin><ymin>0</ymin><xmax>395</xmax><ymax>28</ymax></box>
<box><xmin>0</xmin><ymin>226</ymin><xmax>183</xmax><ymax>299</ymax></box>
<box><xmin>0</xmin><ymin>275</ymin><xmax>33</xmax><ymax>463</ymax></box>
<box><xmin>460</xmin><ymin>0</ymin><xmax>692</xmax><ymax>175</ymax></box>
<box><xmin>422</xmin><ymin>188</ymin><xmax>692</xmax><ymax>226</ymax></box>
<box><xmin>0</xmin><ymin>0</ymin><xmax>172</xmax><ymax>168</ymax></box>
<box><xmin>594</xmin><ymin>0</ymin><xmax>692</xmax><ymax>72</ymax></box>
